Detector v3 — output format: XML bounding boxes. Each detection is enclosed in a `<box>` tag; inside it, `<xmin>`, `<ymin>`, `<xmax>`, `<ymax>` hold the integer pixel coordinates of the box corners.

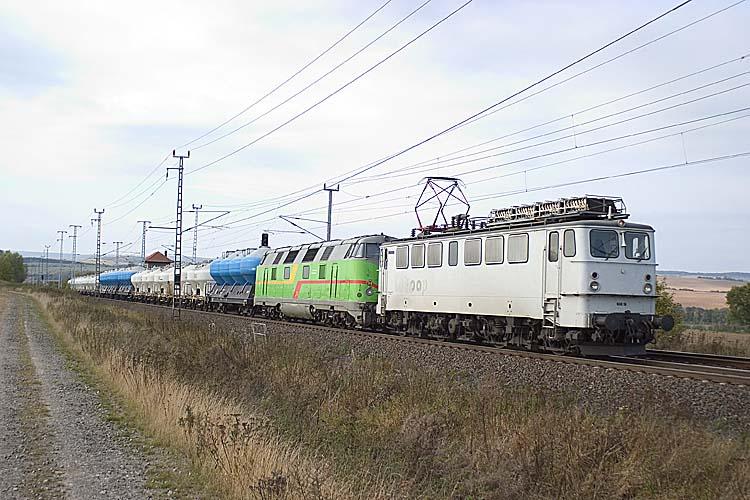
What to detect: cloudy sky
<box><xmin>1</xmin><ymin>0</ymin><xmax>748</xmax><ymax>271</ymax></box>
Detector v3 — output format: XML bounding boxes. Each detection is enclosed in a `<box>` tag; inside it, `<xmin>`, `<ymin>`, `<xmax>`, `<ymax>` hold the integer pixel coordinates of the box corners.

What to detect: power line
<box><xmin>192</xmin><ymin>0</ymin><xmax>435</xmax><ymax>151</ymax></box>
<box><xmin>188</xmin><ymin>0</ymin><xmax>476</xmax><ymax>175</ymax></box>
<box><xmin>178</xmin><ymin>0</ymin><xmax>394</xmax><ymax>149</ymax></box>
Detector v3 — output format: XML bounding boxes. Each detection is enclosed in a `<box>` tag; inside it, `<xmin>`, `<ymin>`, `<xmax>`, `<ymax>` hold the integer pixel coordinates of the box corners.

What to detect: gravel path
<box><xmin>0</xmin><ymin>292</ymin><xmax>155</xmax><ymax>498</ymax></box>
<box><xmin>111</xmin><ymin>299</ymin><xmax>750</xmax><ymax>432</ymax></box>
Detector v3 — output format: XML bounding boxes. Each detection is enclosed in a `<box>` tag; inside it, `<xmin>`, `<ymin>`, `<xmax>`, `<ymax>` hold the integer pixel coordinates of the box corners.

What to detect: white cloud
<box><xmin>1</xmin><ymin>0</ymin><xmax>748</xmax><ymax>271</ymax></box>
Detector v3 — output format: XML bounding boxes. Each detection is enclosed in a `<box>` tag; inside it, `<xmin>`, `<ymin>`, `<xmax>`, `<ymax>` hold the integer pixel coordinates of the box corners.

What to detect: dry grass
<box><xmin>656</xmin><ymin>327</ymin><xmax>750</xmax><ymax>357</ymax></box>
<box><xmin>32</xmin><ymin>291</ymin><xmax>750</xmax><ymax>499</ymax></box>
<box><xmin>34</xmin><ymin>293</ymin><xmax>360</xmax><ymax>499</ymax></box>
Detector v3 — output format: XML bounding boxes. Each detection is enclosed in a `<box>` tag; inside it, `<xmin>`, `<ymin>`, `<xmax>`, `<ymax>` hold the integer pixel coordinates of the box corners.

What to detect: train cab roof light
<box><xmin>486</xmin><ymin>196</ymin><xmax>629</xmax><ymax>227</ymax></box>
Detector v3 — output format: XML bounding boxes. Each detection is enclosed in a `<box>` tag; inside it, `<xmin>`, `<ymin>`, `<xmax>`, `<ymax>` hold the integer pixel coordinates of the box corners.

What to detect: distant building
<box><xmin>144</xmin><ymin>251</ymin><xmax>172</xmax><ymax>269</ymax></box>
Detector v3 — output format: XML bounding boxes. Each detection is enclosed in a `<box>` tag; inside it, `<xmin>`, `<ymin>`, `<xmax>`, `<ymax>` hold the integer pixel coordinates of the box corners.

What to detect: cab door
<box><xmin>330</xmin><ymin>263</ymin><xmax>339</xmax><ymax>300</ymax></box>
<box><xmin>378</xmin><ymin>247</ymin><xmax>388</xmax><ymax>313</ymax></box>
<box><xmin>544</xmin><ymin>231</ymin><xmax>562</xmax><ymax>312</ymax></box>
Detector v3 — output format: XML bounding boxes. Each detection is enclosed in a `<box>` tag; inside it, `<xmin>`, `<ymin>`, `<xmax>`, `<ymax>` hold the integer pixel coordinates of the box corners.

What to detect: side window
<box><xmin>448</xmin><ymin>241</ymin><xmax>458</xmax><ymax>266</ymax></box>
<box><xmin>302</xmin><ymin>247</ymin><xmax>319</xmax><ymax>262</ymax></box>
<box><xmin>464</xmin><ymin>238</ymin><xmax>482</xmax><ymax>265</ymax></box>
<box><xmin>283</xmin><ymin>267</ymin><xmax>291</xmax><ymax>280</ymax></box>
<box><xmin>273</xmin><ymin>252</ymin><xmax>285</xmax><ymax>265</ymax></box>
<box><xmin>319</xmin><ymin>264</ymin><xmax>326</xmax><ymax>279</ymax></box>
<box><xmin>283</xmin><ymin>250</ymin><xmax>299</xmax><ymax>264</ymax></box>
<box><xmin>271</xmin><ymin>268</ymin><xmax>277</xmax><ymax>280</ymax></box>
<box><xmin>411</xmin><ymin>244</ymin><xmax>425</xmax><ymax>268</ymax></box>
<box><xmin>319</xmin><ymin>246</ymin><xmax>334</xmax><ymax>261</ymax></box>
<box><xmin>563</xmin><ymin>229</ymin><xmax>576</xmax><ymax>257</ymax></box>
<box><xmin>548</xmin><ymin>232</ymin><xmax>559</xmax><ymax>262</ymax></box>
<box><xmin>396</xmin><ymin>246</ymin><xmax>409</xmax><ymax>269</ymax></box>
<box><xmin>427</xmin><ymin>242</ymin><xmax>442</xmax><ymax>267</ymax></box>
<box><xmin>302</xmin><ymin>265</ymin><xmax>310</xmax><ymax>279</ymax></box>
<box><xmin>486</xmin><ymin>236</ymin><xmax>504</xmax><ymax>264</ymax></box>
<box><xmin>508</xmin><ymin>234</ymin><xmax>529</xmax><ymax>264</ymax></box>
<box><xmin>625</xmin><ymin>232</ymin><xmax>651</xmax><ymax>260</ymax></box>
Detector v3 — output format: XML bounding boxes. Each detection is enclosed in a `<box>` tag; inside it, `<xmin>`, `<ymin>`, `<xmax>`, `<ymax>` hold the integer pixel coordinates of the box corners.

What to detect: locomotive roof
<box><xmin>386</xmin><ymin>219</ymin><xmax>654</xmax><ymax>245</ymax></box>
<box><xmin>264</xmin><ymin>234</ymin><xmax>394</xmax><ymax>253</ymax></box>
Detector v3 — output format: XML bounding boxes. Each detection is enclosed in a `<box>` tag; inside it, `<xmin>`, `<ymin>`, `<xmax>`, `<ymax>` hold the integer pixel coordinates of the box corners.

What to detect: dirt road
<box><xmin>0</xmin><ymin>291</ymin><xmax>154</xmax><ymax>499</ymax></box>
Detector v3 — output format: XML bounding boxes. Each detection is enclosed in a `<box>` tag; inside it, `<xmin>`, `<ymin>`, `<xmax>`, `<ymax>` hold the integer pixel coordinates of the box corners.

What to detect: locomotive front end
<box><xmin>559</xmin><ymin>222</ymin><xmax>674</xmax><ymax>355</ymax></box>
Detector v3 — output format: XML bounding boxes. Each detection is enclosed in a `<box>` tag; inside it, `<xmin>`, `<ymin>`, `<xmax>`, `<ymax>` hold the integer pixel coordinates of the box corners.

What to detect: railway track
<box><xmin>91</xmin><ymin>296</ymin><xmax>750</xmax><ymax>386</ymax></box>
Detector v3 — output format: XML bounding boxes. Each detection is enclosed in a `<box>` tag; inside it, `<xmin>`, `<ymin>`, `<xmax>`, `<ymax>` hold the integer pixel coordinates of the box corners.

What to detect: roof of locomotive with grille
<box><xmin>384</xmin><ymin>196</ymin><xmax>655</xmax><ymax>244</ymax></box>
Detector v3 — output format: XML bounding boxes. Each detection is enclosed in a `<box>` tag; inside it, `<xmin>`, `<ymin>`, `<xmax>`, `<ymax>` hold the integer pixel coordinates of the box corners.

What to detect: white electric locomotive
<box><xmin>378</xmin><ymin>196</ymin><xmax>673</xmax><ymax>355</ymax></box>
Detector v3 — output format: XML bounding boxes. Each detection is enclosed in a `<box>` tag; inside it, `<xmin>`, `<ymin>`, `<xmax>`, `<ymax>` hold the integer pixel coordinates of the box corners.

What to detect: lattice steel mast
<box><xmin>168</xmin><ymin>150</ymin><xmax>189</xmax><ymax>319</ymax></box>
<box><xmin>91</xmin><ymin>209</ymin><xmax>104</xmax><ymax>295</ymax></box>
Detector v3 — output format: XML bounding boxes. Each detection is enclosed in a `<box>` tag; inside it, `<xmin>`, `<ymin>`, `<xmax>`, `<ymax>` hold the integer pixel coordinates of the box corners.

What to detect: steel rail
<box><xmin>89</xmin><ymin>296</ymin><xmax>750</xmax><ymax>386</ymax></box>
<box><xmin>644</xmin><ymin>349</ymin><xmax>750</xmax><ymax>371</ymax></box>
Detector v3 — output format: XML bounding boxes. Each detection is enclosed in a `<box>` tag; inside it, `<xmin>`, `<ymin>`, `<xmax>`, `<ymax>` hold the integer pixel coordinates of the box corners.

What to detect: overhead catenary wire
<box><xmin>348</xmin><ymin>65</ymin><xmax>750</xmax><ymax>183</ymax></box>
<box><xmin>286</xmin><ymin>110</ymin><xmax>750</xmax><ymax>219</ymax></box>
<box><xmin>203</xmin><ymin>94</ymin><xmax>750</xmax><ymax>240</ymax></box>
<box><xmin>188</xmin><ymin>0</ymin><xmax>698</xmax><ymax>241</ymax></box>
<box><xmin>345</xmin><ymin>73</ymin><xmax>750</xmax><ymax>184</ymax></box>
<box><xmin>198</xmin><ymin>1</ymin><xmax>742</xmax><ymax>221</ymax></box>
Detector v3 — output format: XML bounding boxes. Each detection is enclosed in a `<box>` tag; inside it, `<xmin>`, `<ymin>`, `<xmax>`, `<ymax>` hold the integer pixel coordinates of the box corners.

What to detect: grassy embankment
<box><xmin>654</xmin><ymin>328</ymin><xmax>750</xmax><ymax>357</ymax></box>
<box><xmin>34</xmin><ymin>290</ymin><xmax>750</xmax><ymax>499</ymax></box>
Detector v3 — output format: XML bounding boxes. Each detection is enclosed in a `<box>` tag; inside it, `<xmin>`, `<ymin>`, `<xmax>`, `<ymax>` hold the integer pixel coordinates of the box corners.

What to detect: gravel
<box><xmin>111</xmin><ymin>299</ymin><xmax>750</xmax><ymax>433</ymax></box>
<box><xmin>0</xmin><ymin>292</ymin><xmax>156</xmax><ymax>498</ymax></box>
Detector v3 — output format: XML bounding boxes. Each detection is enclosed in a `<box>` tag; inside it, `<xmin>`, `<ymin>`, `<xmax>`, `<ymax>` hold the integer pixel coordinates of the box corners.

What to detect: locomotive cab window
<box><xmin>590</xmin><ymin>229</ymin><xmax>619</xmax><ymax>259</ymax></box>
<box><xmin>508</xmin><ymin>234</ymin><xmax>529</xmax><ymax>264</ymax></box>
<box><xmin>319</xmin><ymin>246</ymin><xmax>335</xmax><ymax>261</ymax></box>
<box><xmin>396</xmin><ymin>245</ymin><xmax>409</xmax><ymax>269</ymax></box>
<box><xmin>464</xmin><ymin>238</ymin><xmax>482</xmax><ymax>265</ymax></box>
<box><xmin>350</xmin><ymin>242</ymin><xmax>380</xmax><ymax>262</ymax></box>
<box><xmin>427</xmin><ymin>242</ymin><xmax>442</xmax><ymax>267</ymax></box>
<box><xmin>283</xmin><ymin>250</ymin><xmax>299</xmax><ymax>264</ymax></box>
<box><xmin>411</xmin><ymin>243</ymin><xmax>425</xmax><ymax>268</ymax></box>
<box><xmin>448</xmin><ymin>241</ymin><xmax>458</xmax><ymax>266</ymax></box>
<box><xmin>485</xmin><ymin>236</ymin><xmax>504</xmax><ymax>264</ymax></box>
<box><xmin>273</xmin><ymin>252</ymin><xmax>285</xmax><ymax>265</ymax></box>
<box><xmin>302</xmin><ymin>247</ymin><xmax>319</xmax><ymax>262</ymax></box>
<box><xmin>625</xmin><ymin>232</ymin><xmax>650</xmax><ymax>260</ymax></box>
<box><xmin>563</xmin><ymin>229</ymin><xmax>576</xmax><ymax>257</ymax></box>
<box><xmin>548</xmin><ymin>232</ymin><xmax>559</xmax><ymax>262</ymax></box>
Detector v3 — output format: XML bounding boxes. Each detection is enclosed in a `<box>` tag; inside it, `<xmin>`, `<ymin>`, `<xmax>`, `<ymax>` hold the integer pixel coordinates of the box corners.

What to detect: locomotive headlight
<box><xmin>365</xmin><ymin>287</ymin><xmax>374</xmax><ymax>296</ymax></box>
<box><xmin>643</xmin><ymin>283</ymin><xmax>653</xmax><ymax>294</ymax></box>
<box><xmin>589</xmin><ymin>280</ymin><xmax>600</xmax><ymax>292</ymax></box>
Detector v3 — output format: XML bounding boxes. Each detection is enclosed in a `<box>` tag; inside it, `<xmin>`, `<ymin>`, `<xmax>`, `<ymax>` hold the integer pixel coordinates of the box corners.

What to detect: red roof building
<box><xmin>144</xmin><ymin>251</ymin><xmax>172</xmax><ymax>269</ymax></box>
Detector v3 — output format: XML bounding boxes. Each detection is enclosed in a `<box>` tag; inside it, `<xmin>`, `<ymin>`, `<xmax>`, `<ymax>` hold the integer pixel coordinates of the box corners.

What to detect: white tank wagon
<box><xmin>68</xmin><ymin>274</ymin><xmax>97</xmax><ymax>292</ymax></box>
<box><xmin>192</xmin><ymin>263</ymin><xmax>213</xmax><ymax>297</ymax></box>
<box><xmin>377</xmin><ymin>196</ymin><xmax>673</xmax><ymax>356</ymax></box>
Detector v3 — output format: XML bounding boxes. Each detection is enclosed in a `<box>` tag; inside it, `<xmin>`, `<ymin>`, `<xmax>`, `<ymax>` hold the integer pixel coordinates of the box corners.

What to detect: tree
<box><xmin>0</xmin><ymin>250</ymin><xmax>27</xmax><ymax>283</ymax></box>
<box><xmin>727</xmin><ymin>283</ymin><xmax>750</xmax><ymax>324</ymax></box>
<box><xmin>655</xmin><ymin>279</ymin><xmax>683</xmax><ymax>331</ymax></box>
